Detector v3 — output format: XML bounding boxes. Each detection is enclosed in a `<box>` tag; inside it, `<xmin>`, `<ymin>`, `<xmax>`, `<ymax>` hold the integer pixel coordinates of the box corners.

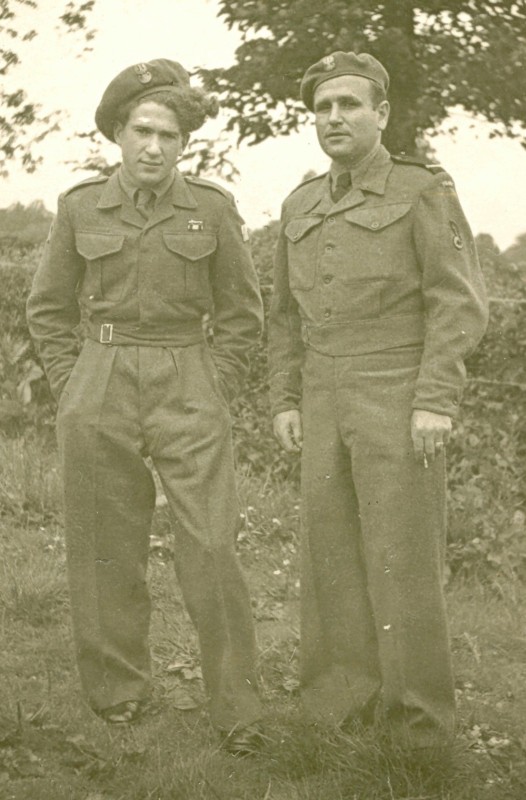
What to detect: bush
<box><xmin>2</xmin><ymin>229</ymin><xmax>525</xmax><ymax>582</ymax></box>
<box><xmin>0</xmin><ymin>244</ymin><xmax>55</xmax><ymax>436</ymax></box>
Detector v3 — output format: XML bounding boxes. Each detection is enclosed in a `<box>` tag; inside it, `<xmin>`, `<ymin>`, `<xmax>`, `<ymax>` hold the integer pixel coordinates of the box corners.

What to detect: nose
<box><xmin>328</xmin><ymin>103</ymin><xmax>342</xmax><ymax>124</ymax></box>
<box><xmin>145</xmin><ymin>135</ymin><xmax>162</xmax><ymax>155</ymax></box>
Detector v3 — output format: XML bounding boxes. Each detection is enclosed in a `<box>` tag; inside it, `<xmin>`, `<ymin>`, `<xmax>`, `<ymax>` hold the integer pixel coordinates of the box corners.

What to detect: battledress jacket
<box><xmin>27</xmin><ymin>169</ymin><xmax>263</xmax><ymax>402</ymax></box>
<box><xmin>268</xmin><ymin>145</ymin><xmax>489</xmax><ymax>418</ymax></box>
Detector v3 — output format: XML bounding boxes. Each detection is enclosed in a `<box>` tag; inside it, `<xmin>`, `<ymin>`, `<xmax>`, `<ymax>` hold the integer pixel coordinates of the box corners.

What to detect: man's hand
<box><xmin>411</xmin><ymin>410</ymin><xmax>452</xmax><ymax>467</ymax></box>
<box><xmin>273</xmin><ymin>410</ymin><xmax>303</xmax><ymax>454</ymax></box>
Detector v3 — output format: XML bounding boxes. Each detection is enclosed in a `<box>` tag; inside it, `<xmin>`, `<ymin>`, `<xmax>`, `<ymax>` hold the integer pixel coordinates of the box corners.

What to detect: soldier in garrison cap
<box><xmin>27</xmin><ymin>58</ymin><xmax>263</xmax><ymax>752</ymax></box>
<box><xmin>269</xmin><ymin>50</ymin><xmax>488</xmax><ymax>752</ymax></box>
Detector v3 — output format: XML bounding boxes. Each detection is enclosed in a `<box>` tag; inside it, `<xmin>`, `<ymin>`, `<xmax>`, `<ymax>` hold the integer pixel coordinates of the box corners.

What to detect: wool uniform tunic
<box><xmin>269</xmin><ymin>144</ymin><xmax>488</xmax><ymax>747</ymax></box>
<box><xmin>27</xmin><ymin>169</ymin><xmax>264</xmax><ymax>730</ymax></box>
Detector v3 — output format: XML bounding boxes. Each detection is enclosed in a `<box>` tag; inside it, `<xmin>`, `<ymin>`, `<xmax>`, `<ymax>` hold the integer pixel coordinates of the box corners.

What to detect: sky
<box><xmin>2</xmin><ymin>0</ymin><xmax>526</xmax><ymax>250</ymax></box>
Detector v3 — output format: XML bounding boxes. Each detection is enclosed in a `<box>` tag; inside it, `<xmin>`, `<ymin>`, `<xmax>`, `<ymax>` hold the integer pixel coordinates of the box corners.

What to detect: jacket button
<box><xmin>323</xmin><ymin>309</ymin><xmax>331</xmax><ymax>318</ymax></box>
<box><xmin>325</xmin><ymin>244</ymin><xmax>334</xmax><ymax>252</ymax></box>
<box><xmin>371</xmin><ymin>221</ymin><xmax>379</xmax><ymax>229</ymax></box>
<box><xmin>323</xmin><ymin>275</ymin><xmax>333</xmax><ymax>284</ymax></box>
<box><xmin>327</xmin><ymin>217</ymin><xmax>335</xmax><ymax>225</ymax></box>
<box><xmin>293</xmin><ymin>233</ymin><xmax>299</xmax><ymax>240</ymax></box>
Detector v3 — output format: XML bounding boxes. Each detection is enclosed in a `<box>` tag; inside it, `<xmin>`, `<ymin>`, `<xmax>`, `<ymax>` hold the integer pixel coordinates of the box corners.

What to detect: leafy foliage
<box><xmin>0</xmin><ymin>243</ymin><xmax>54</xmax><ymax>434</ymax></box>
<box><xmin>203</xmin><ymin>1</ymin><xmax>526</xmax><ymax>155</ymax></box>
<box><xmin>0</xmin><ymin>0</ymin><xmax>96</xmax><ymax>175</ymax></box>
<box><xmin>1</xmin><ymin>226</ymin><xmax>526</xmax><ymax>581</ymax></box>
<box><xmin>0</xmin><ymin>199</ymin><xmax>52</xmax><ymax>244</ymax></box>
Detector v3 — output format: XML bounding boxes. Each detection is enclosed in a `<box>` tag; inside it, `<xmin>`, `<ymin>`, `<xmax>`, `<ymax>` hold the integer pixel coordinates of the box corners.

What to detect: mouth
<box><xmin>140</xmin><ymin>161</ymin><xmax>163</xmax><ymax>168</ymax></box>
<box><xmin>326</xmin><ymin>132</ymin><xmax>349</xmax><ymax>141</ymax></box>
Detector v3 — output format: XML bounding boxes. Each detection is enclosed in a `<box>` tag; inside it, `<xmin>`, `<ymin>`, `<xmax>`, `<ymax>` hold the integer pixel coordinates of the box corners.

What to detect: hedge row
<box><xmin>1</xmin><ymin>234</ymin><xmax>525</xmax><ymax>582</ymax></box>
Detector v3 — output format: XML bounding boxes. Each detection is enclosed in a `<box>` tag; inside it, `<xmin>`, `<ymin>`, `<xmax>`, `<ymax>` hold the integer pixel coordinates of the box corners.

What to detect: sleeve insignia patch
<box><xmin>450</xmin><ymin>221</ymin><xmax>463</xmax><ymax>250</ymax></box>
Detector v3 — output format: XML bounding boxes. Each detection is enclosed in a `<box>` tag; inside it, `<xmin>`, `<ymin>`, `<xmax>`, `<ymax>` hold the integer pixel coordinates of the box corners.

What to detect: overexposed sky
<box><xmin>2</xmin><ymin>0</ymin><xmax>526</xmax><ymax>249</ymax></box>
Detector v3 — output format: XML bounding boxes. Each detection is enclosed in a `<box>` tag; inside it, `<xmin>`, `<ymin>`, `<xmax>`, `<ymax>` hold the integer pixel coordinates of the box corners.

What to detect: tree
<box><xmin>202</xmin><ymin>1</ymin><xmax>526</xmax><ymax>156</ymax></box>
<box><xmin>0</xmin><ymin>0</ymin><xmax>96</xmax><ymax>176</ymax></box>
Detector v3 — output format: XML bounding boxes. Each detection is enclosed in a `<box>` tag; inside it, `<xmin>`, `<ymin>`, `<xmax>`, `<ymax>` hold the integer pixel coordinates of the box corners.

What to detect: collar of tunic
<box><xmin>302</xmin><ymin>144</ymin><xmax>393</xmax><ymax>215</ymax></box>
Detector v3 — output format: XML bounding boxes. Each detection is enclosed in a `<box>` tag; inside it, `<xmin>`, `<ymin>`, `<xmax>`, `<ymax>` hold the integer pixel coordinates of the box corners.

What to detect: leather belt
<box><xmin>86</xmin><ymin>320</ymin><xmax>205</xmax><ymax>347</ymax></box>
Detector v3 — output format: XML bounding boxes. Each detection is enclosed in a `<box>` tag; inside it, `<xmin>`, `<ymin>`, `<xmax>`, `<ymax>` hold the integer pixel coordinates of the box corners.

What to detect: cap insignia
<box><xmin>134</xmin><ymin>63</ymin><xmax>152</xmax><ymax>84</ymax></box>
<box><xmin>449</xmin><ymin>221</ymin><xmax>463</xmax><ymax>250</ymax></box>
<box><xmin>322</xmin><ymin>55</ymin><xmax>336</xmax><ymax>71</ymax></box>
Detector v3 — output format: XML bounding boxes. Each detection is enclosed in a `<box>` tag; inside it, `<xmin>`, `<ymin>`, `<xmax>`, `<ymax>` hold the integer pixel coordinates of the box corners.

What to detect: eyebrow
<box><xmin>314</xmin><ymin>93</ymin><xmax>361</xmax><ymax>106</ymax></box>
<box><xmin>132</xmin><ymin>122</ymin><xmax>181</xmax><ymax>136</ymax></box>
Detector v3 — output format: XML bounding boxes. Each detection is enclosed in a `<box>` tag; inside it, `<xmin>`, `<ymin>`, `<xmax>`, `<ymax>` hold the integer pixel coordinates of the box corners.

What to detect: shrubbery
<box><xmin>1</xmin><ymin>228</ymin><xmax>525</xmax><ymax>583</ymax></box>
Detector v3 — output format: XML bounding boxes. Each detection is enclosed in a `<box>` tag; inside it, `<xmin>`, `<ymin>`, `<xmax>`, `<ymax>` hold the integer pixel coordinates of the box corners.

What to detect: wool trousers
<box><xmin>299</xmin><ymin>346</ymin><xmax>455</xmax><ymax>747</ymax></box>
<box><xmin>56</xmin><ymin>339</ymin><xmax>261</xmax><ymax>730</ymax></box>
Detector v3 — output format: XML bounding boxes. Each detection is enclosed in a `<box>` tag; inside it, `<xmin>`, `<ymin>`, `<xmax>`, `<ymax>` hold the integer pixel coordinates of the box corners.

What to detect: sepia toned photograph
<box><xmin>0</xmin><ymin>1</ymin><xmax>525</xmax><ymax>798</ymax></box>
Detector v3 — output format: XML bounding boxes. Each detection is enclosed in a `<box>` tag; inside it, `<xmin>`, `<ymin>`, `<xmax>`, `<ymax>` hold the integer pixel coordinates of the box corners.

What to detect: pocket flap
<box><xmin>76</xmin><ymin>232</ymin><xmax>125</xmax><ymax>260</ymax></box>
<box><xmin>163</xmin><ymin>233</ymin><xmax>217</xmax><ymax>261</ymax></box>
<box><xmin>345</xmin><ymin>203</ymin><xmax>412</xmax><ymax>231</ymax></box>
<box><xmin>285</xmin><ymin>217</ymin><xmax>322</xmax><ymax>242</ymax></box>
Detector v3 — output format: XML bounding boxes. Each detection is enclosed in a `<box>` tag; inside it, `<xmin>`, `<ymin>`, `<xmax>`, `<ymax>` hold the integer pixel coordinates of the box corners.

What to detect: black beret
<box><xmin>300</xmin><ymin>51</ymin><xmax>389</xmax><ymax>111</ymax></box>
<box><xmin>95</xmin><ymin>58</ymin><xmax>191</xmax><ymax>142</ymax></box>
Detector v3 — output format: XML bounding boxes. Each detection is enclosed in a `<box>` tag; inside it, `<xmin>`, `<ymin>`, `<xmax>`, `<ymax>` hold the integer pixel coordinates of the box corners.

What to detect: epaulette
<box><xmin>391</xmin><ymin>155</ymin><xmax>445</xmax><ymax>174</ymax></box>
<box><xmin>185</xmin><ymin>175</ymin><xmax>232</xmax><ymax>198</ymax></box>
<box><xmin>63</xmin><ymin>174</ymin><xmax>110</xmax><ymax>197</ymax></box>
<box><xmin>287</xmin><ymin>172</ymin><xmax>327</xmax><ymax>198</ymax></box>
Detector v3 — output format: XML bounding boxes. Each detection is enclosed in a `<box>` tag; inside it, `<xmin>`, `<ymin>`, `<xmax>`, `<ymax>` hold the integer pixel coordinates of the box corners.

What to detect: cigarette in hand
<box><xmin>423</xmin><ymin>453</ymin><xmax>429</xmax><ymax>469</ymax></box>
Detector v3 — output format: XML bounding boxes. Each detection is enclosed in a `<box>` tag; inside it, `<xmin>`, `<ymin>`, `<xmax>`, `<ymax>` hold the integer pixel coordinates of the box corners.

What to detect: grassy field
<box><xmin>1</xmin><ymin>433</ymin><xmax>526</xmax><ymax>800</ymax></box>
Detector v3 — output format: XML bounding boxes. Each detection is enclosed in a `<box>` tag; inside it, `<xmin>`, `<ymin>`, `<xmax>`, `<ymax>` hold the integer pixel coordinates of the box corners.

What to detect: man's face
<box><xmin>314</xmin><ymin>75</ymin><xmax>389</xmax><ymax>167</ymax></box>
<box><xmin>114</xmin><ymin>101</ymin><xmax>185</xmax><ymax>188</ymax></box>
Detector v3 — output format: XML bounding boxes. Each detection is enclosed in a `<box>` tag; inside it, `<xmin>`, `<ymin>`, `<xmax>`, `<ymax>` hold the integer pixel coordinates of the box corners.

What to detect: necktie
<box><xmin>134</xmin><ymin>188</ymin><xmax>155</xmax><ymax>220</ymax></box>
<box><xmin>332</xmin><ymin>171</ymin><xmax>352</xmax><ymax>203</ymax></box>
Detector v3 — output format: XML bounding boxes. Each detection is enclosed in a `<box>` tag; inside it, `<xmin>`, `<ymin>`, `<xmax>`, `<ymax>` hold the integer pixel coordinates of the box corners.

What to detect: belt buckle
<box><xmin>99</xmin><ymin>323</ymin><xmax>113</xmax><ymax>344</ymax></box>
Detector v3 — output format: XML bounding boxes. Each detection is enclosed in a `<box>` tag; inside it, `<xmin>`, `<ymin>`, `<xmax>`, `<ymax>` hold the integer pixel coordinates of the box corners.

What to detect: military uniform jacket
<box><xmin>27</xmin><ymin>169</ymin><xmax>263</xmax><ymax>402</ymax></box>
<box><xmin>268</xmin><ymin>145</ymin><xmax>488</xmax><ymax>417</ymax></box>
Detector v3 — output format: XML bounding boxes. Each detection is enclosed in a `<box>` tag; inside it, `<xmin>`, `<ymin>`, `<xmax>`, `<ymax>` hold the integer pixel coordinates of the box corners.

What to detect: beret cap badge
<box><xmin>134</xmin><ymin>63</ymin><xmax>152</xmax><ymax>84</ymax></box>
<box><xmin>300</xmin><ymin>51</ymin><xmax>390</xmax><ymax>111</ymax></box>
<box><xmin>95</xmin><ymin>58</ymin><xmax>192</xmax><ymax>142</ymax></box>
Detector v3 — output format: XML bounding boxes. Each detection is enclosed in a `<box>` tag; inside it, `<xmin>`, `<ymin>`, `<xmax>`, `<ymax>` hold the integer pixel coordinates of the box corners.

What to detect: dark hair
<box><xmin>114</xmin><ymin>87</ymin><xmax>219</xmax><ymax>137</ymax></box>
<box><xmin>369</xmin><ymin>81</ymin><xmax>387</xmax><ymax>109</ymax></box>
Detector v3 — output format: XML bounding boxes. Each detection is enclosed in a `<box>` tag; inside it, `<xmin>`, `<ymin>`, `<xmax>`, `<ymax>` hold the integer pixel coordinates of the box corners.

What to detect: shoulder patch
<box><xmin>185</xmin><ymin>175</ymin><xmax>232</xmax><ymax>199</ymax></box>
<box><xmin>391</xmin><ymin>155</ymin><xmax>445</xmax><ymax>174</ymax></box>
<box><xmin>287</xmin><ymin>172</ymin><xmax>327</xmax><ymax>199</ymax></box>
<box><xmin>63</xmin><ymin>174</ymin><xmax>110</xmax><ymax>197</ymax></box>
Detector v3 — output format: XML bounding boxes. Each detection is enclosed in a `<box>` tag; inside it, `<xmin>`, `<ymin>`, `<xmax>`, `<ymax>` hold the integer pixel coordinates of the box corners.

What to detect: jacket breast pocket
<box><xmin>342</xmin><ymin>203</ymin><xmax>412</xmax><ymax>281</ymax></box>
<box><xmin>285</xmin><ymin>216</ymin><xmax>323</xmax><ymax>291</ymax></box>
<box><xmin>75</xmin><ymin>232</ymin><xmax>126</xmax><ymax>301</ymax></box>
<box><xmin>161</xmin><ymin>233</ymin><xmax>216</xmax><ymax>299</ymax></box>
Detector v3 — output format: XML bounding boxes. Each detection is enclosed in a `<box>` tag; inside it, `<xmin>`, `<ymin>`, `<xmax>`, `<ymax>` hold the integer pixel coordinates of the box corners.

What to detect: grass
<box><xmin>1</xmin><ymin>434</ymin><xmax>526</xmax><ymax>799</ymax></box>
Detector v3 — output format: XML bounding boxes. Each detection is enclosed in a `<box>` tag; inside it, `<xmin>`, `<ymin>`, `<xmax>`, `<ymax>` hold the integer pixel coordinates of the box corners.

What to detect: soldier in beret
<box><xmin>27</xmin><ymin>59</ymin><xmax>263</xmax><ymax>752</ymax></box>
<box><xmin>269</xmin><ymin>51</ymin><xmax>488</xmax><ymax>751</ymax></box>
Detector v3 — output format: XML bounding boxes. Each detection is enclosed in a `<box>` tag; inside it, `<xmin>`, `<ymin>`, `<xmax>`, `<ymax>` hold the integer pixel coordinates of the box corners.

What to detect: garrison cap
<box><xmin>95</xmin><ymin>58</ymin><xmax>191</xmax><ymax>142</ymax></box>
<box><xmin>300</xmin><ymin>51</ymin><xmax>389</xmax><ymax>111</ymax></box>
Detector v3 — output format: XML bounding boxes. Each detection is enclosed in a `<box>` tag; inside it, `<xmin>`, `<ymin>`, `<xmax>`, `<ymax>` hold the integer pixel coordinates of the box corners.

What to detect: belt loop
<box><xmin>100</xmin><ymin>323</ymin><xmax>113</xmax><ymax>344</ymax></box>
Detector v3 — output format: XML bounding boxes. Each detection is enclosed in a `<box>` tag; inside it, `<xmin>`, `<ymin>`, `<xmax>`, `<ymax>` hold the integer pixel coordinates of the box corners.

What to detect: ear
<box><xmin>378</xmin><ymin>100</ymin><xmax>390</xmax><ymax>131</ymax></box>
<box><xmin>178</xmin><ymin>133</ymin><xmax>190</xmax><ymax>157</ymax></box>
<box><xmin>114</xmin><ymin>121</ymin><xmax>123</xmax><ymax>145</ymax></box>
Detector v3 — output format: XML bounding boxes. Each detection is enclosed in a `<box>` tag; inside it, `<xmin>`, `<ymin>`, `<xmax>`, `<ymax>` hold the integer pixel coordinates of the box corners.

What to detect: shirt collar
<box><xmin>329</xmin><ymin>143</ymin><xmax>382</xmax><ymax>190</ymax></box>
<box><xmin>118</xmin><ymin>165</ymin><xmax>175</xmax><ymax>203</ymax></box>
